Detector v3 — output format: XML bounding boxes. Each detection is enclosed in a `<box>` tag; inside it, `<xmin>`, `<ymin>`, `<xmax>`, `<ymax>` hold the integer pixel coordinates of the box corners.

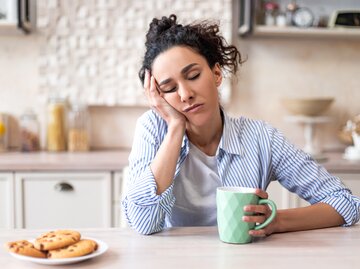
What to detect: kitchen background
<box><xmin>0</xmin><ymin>0</ymin><xmax>359</xmax><ymax>153</ymax></box>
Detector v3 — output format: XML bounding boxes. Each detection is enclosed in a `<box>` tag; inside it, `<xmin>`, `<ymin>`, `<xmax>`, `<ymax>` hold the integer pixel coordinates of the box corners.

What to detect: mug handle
<box><xmin>254</xmin><ymin>199</ymin><xmax>277</xmax><ymax>230</ymax></box>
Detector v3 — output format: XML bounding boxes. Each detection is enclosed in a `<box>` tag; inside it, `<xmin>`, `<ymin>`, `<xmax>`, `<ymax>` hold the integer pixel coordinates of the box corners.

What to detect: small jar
<box><xmin>276</xmin><ymin>12</ymin><xmax>287</xmax><ymax>27</ymax></box>
<box><xmin>264</xmin><ymin>1</ymin><xmax>279</xmax><ymax>26</ymax></box>
<box><xmin>0</xmin><ymin>113</ymin><xmax>9</xmax><ymax>152</ymax></box>
<box><xmin>20</xmin><ymin>109</ymin><xmax>40</xmax><ymax>152</ymax></box>
<box><xmin>67</xmin><ymin>103</ymin><xmax>90</xmax><ymax>152</ymax></box>
<box><xmin>47</xmin><ymin>97</ymin><xmax>67</xmax><ymax>151</ymax></box>
<box><xmin>286</xmin><ymin>2</ymin><xmax>298</xmax><ymax>26</ymax></box>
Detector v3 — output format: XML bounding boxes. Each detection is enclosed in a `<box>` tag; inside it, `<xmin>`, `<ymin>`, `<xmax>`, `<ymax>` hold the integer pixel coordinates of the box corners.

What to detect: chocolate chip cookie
<box><xmin>5</xmin><ymin>240</ymin><xmax>47</xmax><ymax>258</ymax></box>
<box><xmin>34</xmin><ymin>230</ymin><xmax>81</xmax><ymax>251</ymax></box>
<box><xmin>47</xmin><ymin>239</ymin><xmax>98</xmax><ymax>259</ymax></box>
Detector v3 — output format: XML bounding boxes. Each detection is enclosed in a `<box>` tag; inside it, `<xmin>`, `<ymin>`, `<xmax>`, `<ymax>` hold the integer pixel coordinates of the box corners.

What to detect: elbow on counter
<box><xmin>323</xmin><ymin>191</ymin><xmax>360</xmax><ymax>227</ymax></box>
<box><xmin>121</xmin><ymin>198</ymin><xmax>166</xmax><ymax>235</ymax></box>
<box><xmin>132</xmin><ymin>223</ymin><xmax>163</xmax><ymax>236</ymax></box>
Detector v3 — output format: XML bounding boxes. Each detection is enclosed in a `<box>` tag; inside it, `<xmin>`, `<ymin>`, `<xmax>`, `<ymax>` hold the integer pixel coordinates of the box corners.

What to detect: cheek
<box><xmin>204</xmin><ymin>81</ymin><xmax>219</xmax><ymax>98</ymax></box>
<box><xmin>163</xmin><ymin>93</ymin><xmax>182</xmax><ymax>110</ymax></box>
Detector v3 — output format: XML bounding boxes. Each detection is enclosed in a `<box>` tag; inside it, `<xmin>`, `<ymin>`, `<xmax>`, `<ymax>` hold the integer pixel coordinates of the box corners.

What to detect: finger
<box><xmin>242</xmin><ymin>215</ymin><xmax>266</xmax><ymax>224</ymax></box>
<box><xmin>144</xmin><ymin>69</ymin><xmax>150</xmax><ymax>91</ymax></box>
<box><xmin>248</xmin><ymin>229</ymin><xmax>266</xmax><ymax>237</ymax></box>
<box><xmin>158</xmin><ymin>89</ymin><xmax>164</xmax><ymax>98</ymax></box>
<box><xmin>150</xmin><ymin>76</ymin><xmax>159</xmax><ymax>96</ymax></box>
<box><xmin>144</xmin><ymin>70</ymin><xmax>151</xmax><ymax>103</ymax></box>
<box><xmin>243</xmin><ymin>204</ymin><xmax>270</xmax><ymax>215</ymax></box>
<box><xmin>149</xmin><ymin>76</ymin><xmax>164</xmax><ymax>112</ymax></box>
<box><xmin>254</xmin><ymin>188</ymin><xmax>268</xmax><ymax>199</ymax></box>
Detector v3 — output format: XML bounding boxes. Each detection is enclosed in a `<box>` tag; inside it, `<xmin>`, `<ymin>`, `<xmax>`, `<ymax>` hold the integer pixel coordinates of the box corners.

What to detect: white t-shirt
<box><xmin>168</xmin><ymin>142</ymin><xmax>221</xmax><ymax>227</ymax></box>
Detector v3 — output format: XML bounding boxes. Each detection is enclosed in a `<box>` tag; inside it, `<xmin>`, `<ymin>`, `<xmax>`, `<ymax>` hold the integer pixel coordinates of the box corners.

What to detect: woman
<box><xmin>122</xmin><ymin>14</ymin><xmax>360</xmax><ymax>235</ymax></box>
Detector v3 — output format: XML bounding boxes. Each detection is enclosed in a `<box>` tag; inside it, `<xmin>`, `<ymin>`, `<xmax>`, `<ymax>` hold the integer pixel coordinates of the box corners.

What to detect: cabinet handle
<box><xmin>54</xmin><ymin>182</ymin><xmax>74</xmax><ymax>192</ymax></box>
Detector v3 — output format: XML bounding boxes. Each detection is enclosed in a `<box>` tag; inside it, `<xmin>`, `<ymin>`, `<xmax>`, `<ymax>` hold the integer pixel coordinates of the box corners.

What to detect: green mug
<box><xmin>216</xmin><ymin>187</ymin><xmax>277</xmax><ymax>244</ymax></box>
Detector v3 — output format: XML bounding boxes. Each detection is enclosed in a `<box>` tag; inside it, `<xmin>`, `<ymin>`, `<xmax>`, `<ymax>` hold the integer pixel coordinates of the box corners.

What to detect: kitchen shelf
<box><xmin>238</xmin><ymin>0</ymin><xmax>360</xmax><ymax>39</ymax></box>
<box><xmin>245</xmin><ymin>25</ymin><xmax>360</xmax><ymax>39</ymax></box>
<box><xmin>0</xmin><ymin>21</ymin><xmax>20</xmax><ymax>35</ymax></box>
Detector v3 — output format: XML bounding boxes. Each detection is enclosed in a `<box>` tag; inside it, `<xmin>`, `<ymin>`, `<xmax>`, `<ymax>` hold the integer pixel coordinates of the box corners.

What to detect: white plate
<box><xmin>9</xmin><ymin>237</ymin><xmax>108</xmax><ymax>265</ymax></box>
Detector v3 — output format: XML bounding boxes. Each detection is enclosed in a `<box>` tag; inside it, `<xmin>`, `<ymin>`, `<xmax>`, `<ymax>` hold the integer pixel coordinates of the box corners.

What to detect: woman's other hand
<box><xmin>242</xmin><ymin>188</ymin><xmax>278</xmax><ymax>237</ymax></box>
<box><xmin>144</xmin><ymin>70</ymin><xmax>186</xmax><ymax>129</ymax></box>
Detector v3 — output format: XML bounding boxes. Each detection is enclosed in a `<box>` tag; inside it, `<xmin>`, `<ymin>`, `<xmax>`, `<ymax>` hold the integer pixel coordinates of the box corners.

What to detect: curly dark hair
<box><xmin>138</xmin><ymin>14</ymin><xmax>243</xmax><ymax>85</ymax></box>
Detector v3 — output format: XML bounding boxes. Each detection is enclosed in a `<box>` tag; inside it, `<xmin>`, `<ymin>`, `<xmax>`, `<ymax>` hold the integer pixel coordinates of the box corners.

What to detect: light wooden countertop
<box><xmin>0</xmin><ymin>150</ymin><xmax>130</xmax><ymax>171</ymax></box>
<box><xmin>0</xmin><ymin>225</ymin><xmax>359</xmax><ymax>269</ymax></box>
<box><xmin>0</xmin><ymin>150</ymin><xmax>359</xmax><ymax>173</ymax></box>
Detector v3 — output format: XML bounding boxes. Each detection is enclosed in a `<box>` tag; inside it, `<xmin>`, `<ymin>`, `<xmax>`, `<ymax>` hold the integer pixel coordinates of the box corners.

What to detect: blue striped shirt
<box><xmin>122</xmin><ymin>110</ymin><xmax>360</xmax><ymax>235</ymax></box>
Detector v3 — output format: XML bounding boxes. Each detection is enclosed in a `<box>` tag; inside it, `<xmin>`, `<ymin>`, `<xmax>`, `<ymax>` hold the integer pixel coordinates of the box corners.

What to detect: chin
<box><xmin>185</xmin><ymin>113</ymin><xmax>210</xmax><ymax>127</ymax></box>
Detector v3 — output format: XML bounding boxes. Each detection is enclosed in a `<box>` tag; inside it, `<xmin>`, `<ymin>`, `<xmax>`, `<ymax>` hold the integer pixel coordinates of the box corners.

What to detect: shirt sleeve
<box><xmin>121</xmin><ymin>111</ymin><xmax>176</xmax><ymax>235</ymax></box>
<box><xmin>265</xmin><ymin>123</ymin><xmax>360</xmax><ymax>226</ymax></box>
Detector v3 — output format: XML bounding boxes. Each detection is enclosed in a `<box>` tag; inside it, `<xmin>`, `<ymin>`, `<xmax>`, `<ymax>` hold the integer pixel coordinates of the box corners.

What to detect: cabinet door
<box><xmin>267</xmin><ymin>180</ymin><xmax>309</xmax><ymax>209</ymax></box>
<box><xmin>15</xmin><ymin>172</ymin><xmax>111</xmax><ymax>229</ymax></box>
<box><xmin>0</xmin><ymin>173</ymin><xmax>14</xmax><ymax>228</ymax></box>
<box><xmin>334</xmin><ymin>174</ymin><xmax>360</xmax><ymax>197</ymax></box>
<box><xmin>112</xmin><ymin>168</ymin><xmax>129</xmax><ymax>228</ymax></box>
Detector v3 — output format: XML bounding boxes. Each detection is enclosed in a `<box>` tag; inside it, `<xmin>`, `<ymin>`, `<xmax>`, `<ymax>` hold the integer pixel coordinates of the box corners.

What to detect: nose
<box><xmin>177</xmin><ymin>83</ymin><xmax>194</xmax><ymax>102</ymax></box>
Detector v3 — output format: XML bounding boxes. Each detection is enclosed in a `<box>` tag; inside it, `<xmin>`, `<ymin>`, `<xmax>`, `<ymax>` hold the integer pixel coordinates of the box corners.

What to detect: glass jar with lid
<box><xmin>19</xmin><ymin>109</ymin><xmax>40</xmax><ymax>152</ymax></box>
<box><xmin>264</xmin><ymin>1</ymin><xmax>279</xmax><ymax>26</ymax></box>
<box><xmin>0</xmin><ymin>113</ymin><xmax>9</xmax><ymax>152</ymax></box>
<box><xmin>46</xmin><ymin>97</ymin><xmax>67</xmax><ymax>151</ymax></box>
<box><xmin>67</xmin><ymin>103</ymin><xmax>90</xmax><ymax>152</ymax></box>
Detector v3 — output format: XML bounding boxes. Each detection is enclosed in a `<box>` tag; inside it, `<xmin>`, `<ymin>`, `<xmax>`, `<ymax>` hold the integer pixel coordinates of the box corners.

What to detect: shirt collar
<box><xmin>181</xmin><ymin>133</ymin><xmax>188</xmax><ymax>149</ymax></box>
<box><xmin>218</xmin><ymin>111</ymin><xmax>244</xmax><ymax>156</ymax></box>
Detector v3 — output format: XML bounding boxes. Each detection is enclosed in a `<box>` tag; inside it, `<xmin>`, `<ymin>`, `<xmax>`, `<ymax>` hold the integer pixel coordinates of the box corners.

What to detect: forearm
<box><xmin>150</xmin><ymin>123</ymin><xmax>185</xmax><ymax>194</ymax></box>
<box><xmin>274</xmin><ymin>203</ymin><xmax>345</xmax><ymax>233</ymax></box>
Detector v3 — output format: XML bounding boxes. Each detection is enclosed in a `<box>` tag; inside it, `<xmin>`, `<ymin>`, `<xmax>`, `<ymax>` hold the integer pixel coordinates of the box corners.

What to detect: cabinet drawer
<box><xmin>15</xmin><ymin>172</ymin><xmax>111</xmax><ymax>229</ymax></box>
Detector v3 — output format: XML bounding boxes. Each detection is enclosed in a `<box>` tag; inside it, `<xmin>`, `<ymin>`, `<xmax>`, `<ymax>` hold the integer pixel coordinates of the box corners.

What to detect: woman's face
<box><xmin>151</xmin><ymin>46</ymin><xmax>222</xmax><ymax>126</ymax></box>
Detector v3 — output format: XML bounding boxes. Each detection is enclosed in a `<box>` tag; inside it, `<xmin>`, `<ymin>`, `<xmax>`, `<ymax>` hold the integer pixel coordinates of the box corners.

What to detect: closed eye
<box><xmin>188</xmin><ymin>73</ymin><xmax>200</xmax><ymax>80</ymax></box>
<box><xmin>159</xmin><ymin>72</ymin><xmax>200</xmax><ymax>93</ymax></box>
<box><xmin>155</xmin><ymin>81</ymin><xmax>176</xmax><ymax>94</ymax></box>
<box><xmin>161</xmin><ymin>86</ymin><xmax>177</xmax><ymax>93</ymax></box>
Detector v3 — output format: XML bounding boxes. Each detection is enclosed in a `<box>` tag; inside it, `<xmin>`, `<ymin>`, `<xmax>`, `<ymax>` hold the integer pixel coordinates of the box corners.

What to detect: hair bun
<box><xmin>145</xmin><ymin>14</ymin><xmax>178</xmax><ymax>46</ymax></box>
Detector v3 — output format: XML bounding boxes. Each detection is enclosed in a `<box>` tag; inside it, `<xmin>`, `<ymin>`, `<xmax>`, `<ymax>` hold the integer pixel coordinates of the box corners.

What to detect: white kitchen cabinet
<box><xmin>14</xmin><ymin>172</ymin><xmax>112</xmax><ymax>229</ymax></box>
<box><xmin>0</xmin><ymin>172</ymin><xmax>15</xmax><ymax>228</ymax></box>
<box><xmin>267</xmin><ymin>180</ymin><xmax>309</xmax><ymax>210</ymax></box>
<box><xmin>112</xmin><ymin>168</ymin><xmax>129</xmax><ymax>228</ymax></box>
<box><xmin>334</xmin><ymin>173</ymin><xmax>360</xmax><ymax>197</ymax></box>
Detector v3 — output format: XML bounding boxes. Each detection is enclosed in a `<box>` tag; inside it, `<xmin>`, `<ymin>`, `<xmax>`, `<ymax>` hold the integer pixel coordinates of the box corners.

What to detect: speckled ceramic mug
<box><xmin>216</xmin><ymin>187</ymin><xmax>277</xmax><ymax>244</ymax></box>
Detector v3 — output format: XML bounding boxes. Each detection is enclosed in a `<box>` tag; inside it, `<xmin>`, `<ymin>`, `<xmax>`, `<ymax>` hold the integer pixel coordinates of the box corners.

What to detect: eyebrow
<box><xmin>158</xmin><ymin>63</ymin><xmax>199</xmax><ymax>86</ymax></box>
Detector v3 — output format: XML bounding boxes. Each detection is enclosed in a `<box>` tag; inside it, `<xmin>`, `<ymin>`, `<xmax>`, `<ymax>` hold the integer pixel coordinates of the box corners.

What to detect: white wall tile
<box><xmin>36</xmin><ymin>0</ymin><xmax>232</xmax><ymax>106</ymax></box>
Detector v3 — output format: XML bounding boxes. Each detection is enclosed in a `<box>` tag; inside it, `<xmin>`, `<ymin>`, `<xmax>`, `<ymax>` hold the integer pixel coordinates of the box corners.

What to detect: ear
<box><xmin>212</xmin><ymin>63</ymin><xmax>222</xmax><ymax>87</ymax></box>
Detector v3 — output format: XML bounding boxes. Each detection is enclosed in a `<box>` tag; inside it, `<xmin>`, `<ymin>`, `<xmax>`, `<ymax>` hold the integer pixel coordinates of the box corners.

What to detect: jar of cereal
<box><xmin>20</xmin><ymin>109</ymin><xmax>40</xmax><ymax>152</ymax></box>
<box><xmin>46</xmin><ymin>97</ymin><xmax>67</xmax><ymax>151</ymax></box>
<box><xmin>67</xmin><ymin>103</ymin><xmax>90</xmax><ymax>152</ymax></box>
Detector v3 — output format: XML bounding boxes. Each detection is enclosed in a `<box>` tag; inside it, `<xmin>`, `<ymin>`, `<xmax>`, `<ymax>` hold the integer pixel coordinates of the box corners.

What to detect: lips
<box><xmin>183</xmin><ymin>104</ymin><xmax>203</xmax><ymax>113</ymax></box>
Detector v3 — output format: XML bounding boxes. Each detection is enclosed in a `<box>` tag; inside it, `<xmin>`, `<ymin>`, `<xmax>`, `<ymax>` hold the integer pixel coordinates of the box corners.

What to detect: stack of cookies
<box><xmin>5</xmin><ymin>230</ymin><xmax>98</xmax><ymax>259</ymax></box>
